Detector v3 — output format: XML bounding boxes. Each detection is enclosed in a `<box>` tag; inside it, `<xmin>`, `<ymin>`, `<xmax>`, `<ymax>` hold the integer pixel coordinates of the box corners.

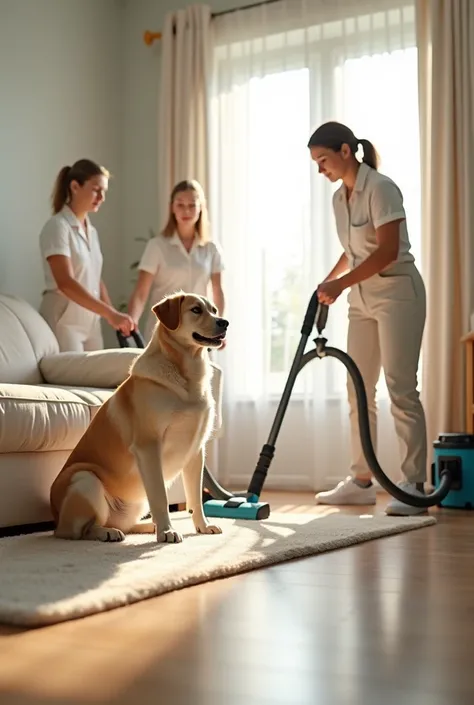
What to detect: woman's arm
<box><xmin>211</xmin><ymin>272</ymin><xmax>225</xmax><ymax>315</ymax></box>
<box><xmin>127</xmin><ymin>270</ymin><xmax>154</xmax><ymax>325</ymax></box>
<box><xmin>99</xmin><ymin>279</ymin><xmax>113</xmax><ymax>307</ymax></box>
<box><xmin>322</xmin><ymin>252</ymin><xmax>350</xmax><ymax>282</ymax></box>
<box><xmin>48</xmin><ymin>255</ymin><xmax>117</xmax><ymax>319</ymax></box>
<box><xmin>128</xmin><ymin>238</ymin><xmax>160</xmax><ymax>325</ymax></box>
<box><xmin>46</xmin><ymin>255</ymin><xmax>134</xmax><ymax>334</ymax></box>
<box><xmin>338</xmin><ymin>219</ymin><xmax>402</xmax><ymax>290</ymax></box>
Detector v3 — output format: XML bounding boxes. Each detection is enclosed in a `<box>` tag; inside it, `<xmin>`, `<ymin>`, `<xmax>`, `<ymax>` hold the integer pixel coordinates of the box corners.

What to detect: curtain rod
<box><xmin>143</xmin><ymin>0</ymin><xmax>280</xmax><ymax>44</ymax></box>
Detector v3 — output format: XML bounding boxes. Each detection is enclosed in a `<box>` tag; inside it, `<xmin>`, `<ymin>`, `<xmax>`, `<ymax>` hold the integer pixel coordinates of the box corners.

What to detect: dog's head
<box><xmin>152</xmin><ymin>292</ymin><xmax>229</xmax><ymax>349</ymax></box>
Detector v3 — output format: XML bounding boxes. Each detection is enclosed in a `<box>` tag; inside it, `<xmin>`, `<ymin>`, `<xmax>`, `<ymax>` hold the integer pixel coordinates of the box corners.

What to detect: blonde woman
<box><xmin>128</xmin><ymin>179</ymin><xmax>226</xmax><ymax>342</ymax></box>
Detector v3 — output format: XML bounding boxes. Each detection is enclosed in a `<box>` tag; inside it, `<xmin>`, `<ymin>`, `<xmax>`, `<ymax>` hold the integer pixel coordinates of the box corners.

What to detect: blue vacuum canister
<box><xmin>432</xmin><ymin>433</ymin><xmax>474</xmax><ymax>509</ymax></box>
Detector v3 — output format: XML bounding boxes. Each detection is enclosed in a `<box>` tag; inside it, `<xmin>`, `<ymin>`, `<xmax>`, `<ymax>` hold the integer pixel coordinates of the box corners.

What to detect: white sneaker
<box><xmin>385</xmin><ymin>481</ymin><xmax>428</xmax><ymax>516</ymax></box>
<box><xmin>315</xmin><ymin>476</ymin><xmax>376</xmax><ymax>505</ymax></box>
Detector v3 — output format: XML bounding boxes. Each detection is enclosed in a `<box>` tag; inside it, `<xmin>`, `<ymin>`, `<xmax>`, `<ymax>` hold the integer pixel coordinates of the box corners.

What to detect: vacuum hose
<box><xmin>116</xmin><ymin>329</ymin><xmax>146</xmax><ymax>348</ymax></box>
<box><xmin>316</xmin><ymin>304</ymin><xmax>452</xmax><ymax>507</ymax></box>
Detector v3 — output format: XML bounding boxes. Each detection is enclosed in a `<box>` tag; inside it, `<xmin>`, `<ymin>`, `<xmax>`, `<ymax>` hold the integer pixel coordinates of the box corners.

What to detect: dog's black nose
<box><xmin>217</xmin><ymin>318</ymin><xmax>229</xmax><ymax>329</ymax></box>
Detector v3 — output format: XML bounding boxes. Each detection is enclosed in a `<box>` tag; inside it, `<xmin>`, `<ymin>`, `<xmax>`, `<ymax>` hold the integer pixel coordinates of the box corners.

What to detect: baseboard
<box><xmin>0</xmin><ymin>520</ymin><xmax>55</xmax><ymax>538</ymax></box>
<box><xmin>225</xmin><ymin>474</ymin><xmax>314</xmax><ymax>492</ymax></box>
<box><xmin>171</xmin><ymin>502</ymin><xmax>186</xmax><ymax>512</ymax></box>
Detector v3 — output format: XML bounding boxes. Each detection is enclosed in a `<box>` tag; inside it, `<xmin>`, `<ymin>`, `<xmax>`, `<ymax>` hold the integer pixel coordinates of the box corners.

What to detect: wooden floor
<box><xmin>0</xmin><ymin>491</ymin><xmax>473</xmax><ymax>705</ymax></box>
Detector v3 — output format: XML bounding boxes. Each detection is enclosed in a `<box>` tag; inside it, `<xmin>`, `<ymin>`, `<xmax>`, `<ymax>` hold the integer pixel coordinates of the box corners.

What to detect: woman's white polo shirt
<box><xmin>332</xmin><ymin>162</ymin><xmax>415</xmax><ymax>269</ymax></box>
<box><xmin>39</xmin><ymin>204</ymin><xmax>103</xmax><ymax>297</ymax></box>
<box><xmin>138</xmin><ymin>232</ymin><xmax>225</xmax><ymax>305</ymax></box>
<box><xmin>39</xmin><ymin>205</ymin><xmax>104</xmax><ymax>335</ymax></box>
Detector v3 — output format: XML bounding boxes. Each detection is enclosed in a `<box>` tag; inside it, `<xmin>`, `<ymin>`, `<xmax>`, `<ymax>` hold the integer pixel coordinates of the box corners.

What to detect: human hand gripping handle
<box><xmin>116</xmin><ymin>329</ymin><xmax>145</xmax><ymax>348</ymax></box>
<box><xmin>106</xmin><ymin>308</ymin><xmax>135</xmax><ymax>337</ymax></box>
<box><xmin>316</xmin><ymin>278</ymin><xmax>344</xmax><ymax>305</ymax></box>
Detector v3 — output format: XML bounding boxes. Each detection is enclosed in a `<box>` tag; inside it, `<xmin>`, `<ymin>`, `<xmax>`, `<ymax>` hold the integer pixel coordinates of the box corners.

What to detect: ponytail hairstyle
<box><xmin>307</xmin><ymin>121</ymin><xmax>380</xmax><ymax>170</ymax></box>
<box><xmin>358</xmin><ymin>138</ymin><xmax>379</xmax><ymax>170</ymax></box>
<box><xmin>51</xmin><ymin>158</ymin><xmax>110</xmax><ymax>214</ymax></box>
<box><xmin>161</xmin><ymin>179</ymin><xmax>210</xmax><ymax>243</ymax></box>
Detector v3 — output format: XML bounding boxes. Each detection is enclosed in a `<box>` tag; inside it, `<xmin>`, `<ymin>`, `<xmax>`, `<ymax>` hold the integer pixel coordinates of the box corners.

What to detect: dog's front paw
<box><xmin>156</xmin><ymin>528</ymin><xmax>183</xmax><ymax>544</ymax></box>
<box><xmin>105</xmin><ymin>528</ymin><xmax>126</xmax><ymax>542</ymax></box>
<box><xmin>86</xmin><ymin>526</ymin><xmax>125</xmax><ymax>542</ymax></box>
<box><xmin>196</xmin><ymin>523</ymin><xmax>223</xmax><ymax>535</ymax></box>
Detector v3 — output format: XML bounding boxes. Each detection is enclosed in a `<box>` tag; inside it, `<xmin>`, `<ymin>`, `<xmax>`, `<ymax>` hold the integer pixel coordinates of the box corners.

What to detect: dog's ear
<box><xmin>152</xmin><ymin>295</ymin><xmax>184</xmax><ymax>331</ymax></box>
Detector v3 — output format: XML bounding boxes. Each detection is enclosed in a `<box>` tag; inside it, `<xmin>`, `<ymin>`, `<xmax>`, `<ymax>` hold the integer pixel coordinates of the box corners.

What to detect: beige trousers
<box><xmin>39</xmin><ymin>291</ymin><xmax>104</xmax><ymax>352</ymax></box>
<box><xmin>346</xmin><ymin>262</ymin><xmax>427</xmax><ymax>483</ymax></box>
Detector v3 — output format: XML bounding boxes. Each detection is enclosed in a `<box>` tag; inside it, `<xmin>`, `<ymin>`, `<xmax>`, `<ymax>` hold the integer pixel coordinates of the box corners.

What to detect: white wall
<box><xmin>0</xmin><ymin>0</ymin><xmax>124</xmax><ymax>345</ymax></box>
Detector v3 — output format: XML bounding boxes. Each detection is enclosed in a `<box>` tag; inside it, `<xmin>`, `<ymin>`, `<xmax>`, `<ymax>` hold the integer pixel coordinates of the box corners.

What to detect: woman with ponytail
<box><xmin>307</xmin><ymin>121</ymin><xmax>427</xmax><ymax>517</ymax></box>
<box><xmin>38</xmin><ymin>159</ymin><xmax>134</xmax><ymax>351</ymax></box>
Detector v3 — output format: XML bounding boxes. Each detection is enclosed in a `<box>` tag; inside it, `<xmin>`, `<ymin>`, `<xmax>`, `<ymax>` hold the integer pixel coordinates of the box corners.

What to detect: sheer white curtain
<box><xmin>158</xmin><ymin>4</ymin><xmax>212</xmax><ymax>221</ymax></box>
<box><xmin>209</xmin><ymin>0</ymin><xmax>421</xmax><ymax>492</ymax></box>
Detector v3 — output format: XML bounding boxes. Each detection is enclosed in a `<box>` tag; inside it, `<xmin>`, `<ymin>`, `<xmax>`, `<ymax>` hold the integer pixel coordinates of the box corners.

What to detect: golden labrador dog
<box><xmin>49</xmin><ymin>291</ymin><xmax>228</xmax><ymax>543</ymax></box>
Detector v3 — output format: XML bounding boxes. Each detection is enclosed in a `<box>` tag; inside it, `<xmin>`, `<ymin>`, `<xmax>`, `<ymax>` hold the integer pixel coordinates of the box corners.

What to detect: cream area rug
<box><xmin>0</xmin><ymin>510</ymin><xmax>436</xmax><ymax>627</ymax></box>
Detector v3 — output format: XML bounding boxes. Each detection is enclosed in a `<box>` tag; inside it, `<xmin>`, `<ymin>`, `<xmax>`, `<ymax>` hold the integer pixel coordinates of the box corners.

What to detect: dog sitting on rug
<box><xmin>49</xmin><ymin>291</ymin><xmax>228</xmax><ymax>544</ymax></box>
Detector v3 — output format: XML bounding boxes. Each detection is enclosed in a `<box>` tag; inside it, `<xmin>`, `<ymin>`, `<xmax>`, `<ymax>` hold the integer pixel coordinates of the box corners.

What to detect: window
<box><xmin>210</xmin><ymin>2</ymin><xmax>420</xmax><ymax>488</ymax></box>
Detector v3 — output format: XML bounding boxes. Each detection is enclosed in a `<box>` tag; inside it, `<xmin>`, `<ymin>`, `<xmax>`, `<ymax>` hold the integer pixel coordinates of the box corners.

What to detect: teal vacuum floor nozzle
<box><xmin>202</xmin><ymin>468</ymin><xmax>271</xmax><ymax>521</ymax></box>
<box><xmin>203</xmin><ymin>494</ymin><xmax>270</xmax><ymax>520</ymax></box>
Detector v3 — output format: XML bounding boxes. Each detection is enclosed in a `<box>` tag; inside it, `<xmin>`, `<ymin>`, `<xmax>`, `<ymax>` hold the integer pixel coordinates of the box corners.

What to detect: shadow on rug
<box><xmin>0</xmin><ymin>510</ymin><xmax>436</xmax><ymax>627</ymax></box>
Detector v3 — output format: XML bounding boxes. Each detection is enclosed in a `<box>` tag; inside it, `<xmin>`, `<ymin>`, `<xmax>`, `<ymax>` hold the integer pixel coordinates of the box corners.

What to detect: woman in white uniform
<box><xmin>39</xmin><ymin>159</ymin><xmax>134</xmax><ymax>351</ymax></box>
<box><xmin>307</xmin><ymin>121</ymin><xmax>427</xmax><ymax>516</ymax></box>
<box><xmin>127</xmin><ymin>179</ymin><xmax>225</xmax><ymax>341</ymax></box>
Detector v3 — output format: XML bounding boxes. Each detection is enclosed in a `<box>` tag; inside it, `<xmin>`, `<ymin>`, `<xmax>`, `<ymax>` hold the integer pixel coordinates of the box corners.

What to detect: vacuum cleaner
<box><xmin>202</xmin><ymin>291</ymin><xmax>462</xmax><ymax>521</ymax></box>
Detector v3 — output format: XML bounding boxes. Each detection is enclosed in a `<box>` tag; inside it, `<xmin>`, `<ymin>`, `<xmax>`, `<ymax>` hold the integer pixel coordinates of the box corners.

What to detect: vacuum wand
<box><xmin>247</xmin><ymin>293</ymin><xmax>328</xmax><ymax>498</ymax></box>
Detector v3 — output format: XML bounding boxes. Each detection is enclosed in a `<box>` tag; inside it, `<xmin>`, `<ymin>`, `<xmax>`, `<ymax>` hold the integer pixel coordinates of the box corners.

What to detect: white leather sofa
<box><xmin>0</xmin><ymin>293</ymin><xmax>192</xmax><ymax>531</ymax></box>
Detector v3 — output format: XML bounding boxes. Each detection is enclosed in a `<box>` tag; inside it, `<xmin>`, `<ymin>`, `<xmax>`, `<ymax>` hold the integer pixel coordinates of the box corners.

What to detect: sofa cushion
<box><xmin>0</xmin><ymin>383</ymin><xmax>113</xmax><ymax>454</ymax></box>
<box><xmin>0</xmin><ymin>295</ymin><xmax>60</xmax><ymax>385</ymax></box>
<box><xmin>39</xmin><ymin>349</ymin><xmax>141</xmax><ymax>388</ymax></box>
<box><xmin>56</xmin><ymin>386</ymin><xmax>113</xmax><ymax>405</ymax></box>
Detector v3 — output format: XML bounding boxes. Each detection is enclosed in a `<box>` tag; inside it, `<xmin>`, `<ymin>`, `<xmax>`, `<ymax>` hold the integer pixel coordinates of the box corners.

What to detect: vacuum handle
<box><xmin>301</xmin><ymin>291</ymin><xmax>319</xmax><ymax>336</ymax></box>
<box><xmin>116</xmin><ymin>329</ymin><xmax>145</xmax><ymax>349</ymax></box>
<box><xmin>316</xmin><ymin>303</ymin><xmax>329</xmax><ymax>334</ymax></box>
<box><xmin>301</xmin><ymin>291</ymin><xmax>329</xmax><ymax>336</ymax></box>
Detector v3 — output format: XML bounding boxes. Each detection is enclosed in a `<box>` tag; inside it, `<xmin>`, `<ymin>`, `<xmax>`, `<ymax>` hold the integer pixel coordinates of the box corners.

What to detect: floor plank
<box><xmin>0</xmin><ymin>491</ymin><xmax>473</xmax><ymax>705</ymax></box>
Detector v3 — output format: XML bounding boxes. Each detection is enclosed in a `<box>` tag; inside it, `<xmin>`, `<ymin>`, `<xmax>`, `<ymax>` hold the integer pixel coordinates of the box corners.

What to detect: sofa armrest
<box><xmin>39</xmin><ymin>349</ymin><xmax>141</xmax><ymax>389</ymax></box>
